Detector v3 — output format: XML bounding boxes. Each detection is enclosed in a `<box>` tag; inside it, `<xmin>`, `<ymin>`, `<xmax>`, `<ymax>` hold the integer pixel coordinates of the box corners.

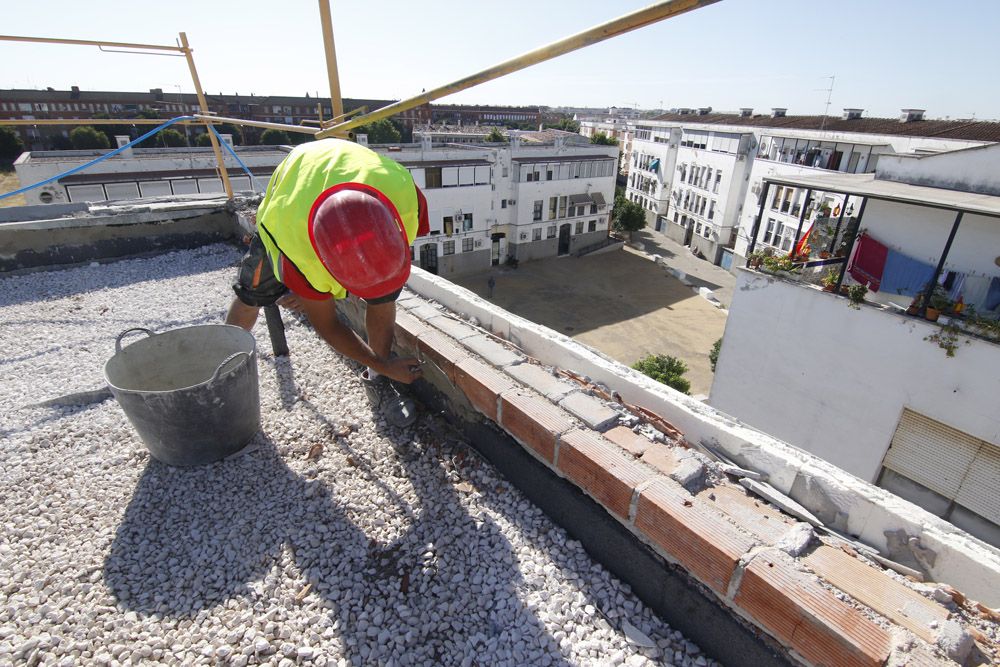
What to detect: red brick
<box><xmin>394</xmin><ymin>310</ymin><xmax>426</xmax><ymax>353</ymax></box>
<box><xmin>557</xmin><ymin>429</ymin><xmax>653</xmax><ymax>519</ymax></box>
<box><xmin>416</xmin><ymin>329</ymin><xmax>469</xmax><ymax>383</ymax></box>
<box><xmin>634</xmin><ymin>480</ymin><xmax>755</xmax><ymax>594</ymax></box>
<box><xmin>697</xmin><ymin>484</ymin><xmax>793</xmax><ymax>545</ymax></box>
<box><xmin>804</xmin><ymin>546</ymin><xmax>947</xmax><ymax>644</ymax></box>
<box><xmin>640</xmin><ymin>445</ymin><xmax>678</xmax><ymax>475</ymax></box>
<box><xmin>603</xmin><ymin>426</ymin><xmax>651</xmax><ymax>457</ymax></box>
<box><xmin>499</xmin><ymin>388</ymin><xmax>575</xmax><ymax>463</ymax></box>
<box><xmin>454</xmin><ymin>357</ymin><xmax>517</xmax><ymax>421</ymax></box>
<box><xmin>734</xmin><ymin>554</ymin><xmax>893</xmax><ymax>667</ymax></box>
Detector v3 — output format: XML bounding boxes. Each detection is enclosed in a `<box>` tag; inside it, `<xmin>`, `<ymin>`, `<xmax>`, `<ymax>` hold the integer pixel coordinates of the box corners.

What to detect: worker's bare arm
<box><xmin>299</xmin><ymin>297</ymin><xmax>421</xmax><ymax>384</ymax></box>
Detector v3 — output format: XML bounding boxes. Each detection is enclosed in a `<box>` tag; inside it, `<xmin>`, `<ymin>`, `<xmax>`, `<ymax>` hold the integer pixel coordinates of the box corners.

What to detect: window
<box><xmin>588</xmin><ymin>220</ymin><xmax>597</xmax><ymax>233</ymax></box>
<box><xmin>533</xmin><ymin>228</ymin><xmax>542</xmax><ymax>241</ymax></box>
<box><xmin>549</xmin><ymin>197</ymin><xmax>558</xmax><ymax>220</ymax></box>
<box><xmin>575</xmin><ymin>221</ymin><xmax>583</xmax><ymax>234</ymax></box>
<box><xmin>501</xmin><ymin>200</ymin><xmax>507</xmax><ymax>209</ymax></box>
<box><xmin>558</xmin><ymin>196</ymin><xmax>567</xmax><ymax>218</ymax></box>
<box><xmin>714</xmin><ymin>172</ymin><xmax>722</xmax><ymax>194</ymax></box>
<box><xmin>425</xmin><ymin>167</ymin><xmax>442</xmax><ymax>189</ymax></box>
<box><xmin>533</xmin><ymin>200</ymin><xmax>543</xmax><ymax>221</ymax></box>
<box><xmin>708</xmin><ymin>201</ymin><xmax>716</xmax><ymax>220</ymax></box>
<box><xmin>546</xmin><ymin>169</ymin><xmax>553</xmax><ymax>180</ymax></box>
<box><xmin>773</xmin><ymin>223</ymin><xmax>785</xmax><ymax>249</ymax></box>
<box><xmin>590</xmin><ymin>203</ymin><xmax>598</xmax><ymax>214</ymax></box>
<box><xmin>443</xmin><ymin>241</ymin><xmax>455</xmax><ymax>255</ymax></box>
<box><xmin>547</xmin><ymin>225</ymin><xmax>556</xmax><ymax>238</ymax></box>
<box><xmin>462</xmin><ymin>238</ymin><xmax>474</xmax><ymax>252</ymax></box>
<box><xmin>443</xmin><ymin>216</ymin><xmax>454</xmax><ymax>235</ymax></box>
<box><xmin>695</xmin><ymin>223</ymin><xmax>703</xmax><ymax>235</ymax></box>
<box><xmin>771</xmin><ymin>186</ymin><xmax>783</xmax><ymax>210</ymax></box>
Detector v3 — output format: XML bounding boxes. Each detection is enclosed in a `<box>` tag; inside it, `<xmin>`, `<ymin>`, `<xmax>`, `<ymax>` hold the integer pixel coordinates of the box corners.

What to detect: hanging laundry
<box><xmin>985</xmin><ymin>277</ymin><xmax>1000</xmax><ymax>312</ymax></box>
<box><xmin>847</xmin><ymin>232</ymin><xmax>888</xmax><ymax>291</ymax></box>
<box><xmin>961</xmin><ymin>275</ymin><xmax>992</xmax><ymax>313</ymax></box>
<box><xmin>880</xmin><ymin>249</ymin><xmax>935</xmax><ymax>297</ymax></box>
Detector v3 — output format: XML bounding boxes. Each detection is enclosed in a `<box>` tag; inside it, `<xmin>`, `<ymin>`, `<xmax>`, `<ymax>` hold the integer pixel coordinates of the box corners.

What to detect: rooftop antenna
<box><xmin>818</xmin><ymin>75</ymin><xmax>835</xmax><ymax>131</ymax></box>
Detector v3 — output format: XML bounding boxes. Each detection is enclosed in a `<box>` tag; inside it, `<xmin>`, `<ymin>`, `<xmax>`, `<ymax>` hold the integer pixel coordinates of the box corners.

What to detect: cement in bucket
<box><xmin>104</xmin><ymin>325</ymin><xmax>261</xmax><ymax>466</ymax></box>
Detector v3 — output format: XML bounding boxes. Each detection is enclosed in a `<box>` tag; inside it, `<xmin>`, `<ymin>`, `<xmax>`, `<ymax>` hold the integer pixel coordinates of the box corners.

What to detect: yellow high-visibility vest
<box><xmin>256</xmin><ymin>138</ymin><xmax>420</xmax><ymax>299</ymax></box>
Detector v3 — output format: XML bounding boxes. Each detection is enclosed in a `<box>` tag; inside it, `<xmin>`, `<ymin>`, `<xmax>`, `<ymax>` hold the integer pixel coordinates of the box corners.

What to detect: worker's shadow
<box><xmin>104</xmin><ymin>402</ymin><xmax>569</xmax><ymax>665</ymax></box>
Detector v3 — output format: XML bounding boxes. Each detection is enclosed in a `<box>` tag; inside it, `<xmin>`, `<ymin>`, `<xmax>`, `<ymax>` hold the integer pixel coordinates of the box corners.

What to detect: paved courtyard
<box><xmin>451</xmin><ymin>246</ymin><xmax>728</xmax><ymax>397</ymax></box>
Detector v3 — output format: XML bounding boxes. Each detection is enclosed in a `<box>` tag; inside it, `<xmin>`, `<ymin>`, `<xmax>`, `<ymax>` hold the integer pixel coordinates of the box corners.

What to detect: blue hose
<box><xmin>0</xmin><ymin>115</ymin><xmax>258</xmax><ymax>202</ymax></box>
<box><xmin>208</xmin><ymin>125</ymin><xmax>261</xmax><ymax>192</ymax></box>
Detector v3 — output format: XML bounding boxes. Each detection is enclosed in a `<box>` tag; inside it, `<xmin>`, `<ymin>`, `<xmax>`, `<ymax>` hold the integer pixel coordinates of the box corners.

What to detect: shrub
<box><xmin>709</xmin><ymin>338</ymin><xmax>722</xmax><ymax>372</ymax></box>
<box><xmin>69</xmin><ymin>126</ymin><xmax>111</xmax><ymax>150</ymax></box>
<box><xmin>632</xmin><ymin>354</ymin><xmax>691</xmax><ymax>394</ymax></box>
<box><xmin>158</xmin><ymin>128</ymin><xmax>187</xmax><ymax>147</ymax></box>
<box><xmin>260</xmin><ymin>129</ymin><xmax>291</xmax><ymax>145</ymax></box>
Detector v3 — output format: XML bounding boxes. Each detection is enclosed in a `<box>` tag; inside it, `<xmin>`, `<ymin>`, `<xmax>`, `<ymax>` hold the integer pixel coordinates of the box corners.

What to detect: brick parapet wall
<box><xmin>334</xmin><ymin>291</ymin><xmax>992</xmax><ymax>667</ymax></box>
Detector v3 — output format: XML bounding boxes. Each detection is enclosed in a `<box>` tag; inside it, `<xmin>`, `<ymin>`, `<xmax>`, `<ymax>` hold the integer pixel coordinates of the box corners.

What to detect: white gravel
<box><xmin>0</xmin><ymin>244</ymin><xmax>720</xmax><ymax>666</ymax></box>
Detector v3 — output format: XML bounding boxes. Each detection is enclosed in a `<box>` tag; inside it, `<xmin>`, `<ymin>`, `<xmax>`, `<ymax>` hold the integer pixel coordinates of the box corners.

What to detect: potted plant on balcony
<box><xmin>847</xmin><ymin>283</ymin><xmax>868</xmax><ymax>309</ymax></box>
<box><xmin>820</xmin><ymin>269</ymin><xmax>839</xmax><ymax>292</ymax></box>
<box><xmin>926</xmin><ymin>287</ymin><xmax>952</xmax><ymax>323</ymax></box>
<box><xmin>761</xmin><ymin>254</ymin><xmax>797</xmax><ymax>275</ymax></box>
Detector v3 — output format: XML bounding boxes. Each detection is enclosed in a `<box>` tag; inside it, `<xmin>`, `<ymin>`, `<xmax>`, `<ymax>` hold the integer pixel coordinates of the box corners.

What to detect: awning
<box><xmin>591</xmin><ymin>192</ymin><xmax>606</xmax><ymax>206</ymax></box>
<box><xmin>569</xmin><ymin>194</ymin><xmax>591</xmax><ymax>205</ymax></box>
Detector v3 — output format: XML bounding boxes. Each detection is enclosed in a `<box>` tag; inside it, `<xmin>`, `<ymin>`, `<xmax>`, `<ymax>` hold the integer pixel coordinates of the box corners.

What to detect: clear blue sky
<box><xmin>2</xmin><ymin>0</ymin><xmax>998</xmax><ymax>120</ymax></box>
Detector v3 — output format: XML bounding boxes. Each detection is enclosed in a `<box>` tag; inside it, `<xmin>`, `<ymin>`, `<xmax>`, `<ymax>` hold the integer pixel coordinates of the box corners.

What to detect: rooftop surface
<box><xmin>647</xmin><ymin>113</ymin><xmax>1000</xmax><ymax>143</ymax></box>
<box><xmin>0</xmin><ymin>245</ymin><xmax>717</xmax><ymax>666</ymax></box>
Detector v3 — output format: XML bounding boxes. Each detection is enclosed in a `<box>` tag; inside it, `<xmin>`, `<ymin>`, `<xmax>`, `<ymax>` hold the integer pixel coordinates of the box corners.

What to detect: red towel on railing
<box><xmin>848</xmin><ymin>232</ymin><xmax>888</xmax><ymax>291</ymax></box>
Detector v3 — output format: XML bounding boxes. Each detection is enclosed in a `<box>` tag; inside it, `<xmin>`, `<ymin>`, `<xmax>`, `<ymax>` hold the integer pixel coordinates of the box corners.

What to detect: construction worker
<box><xmin>226</xmin><ymin>138</ymin><xmax>430</xmax><ymax>427</ymax></box>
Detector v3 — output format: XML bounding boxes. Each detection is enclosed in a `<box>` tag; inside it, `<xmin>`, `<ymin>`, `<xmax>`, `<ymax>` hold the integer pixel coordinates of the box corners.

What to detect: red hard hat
<box><xmin>307</xmin><ymin>183</ymin><xmax>411</xmax><ymax>299</ymax></box>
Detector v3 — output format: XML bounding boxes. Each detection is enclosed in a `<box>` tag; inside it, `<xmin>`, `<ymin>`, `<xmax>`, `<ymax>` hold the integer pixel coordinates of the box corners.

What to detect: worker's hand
<box><xmin>379</xmin><ymin>357</ymin><xmax>423</xmax><ymax>384</ymax></box>
<box><xmin>277</xmin><ymin>293</ymin><xmax>307</xmax><ymax>313</ymax></box>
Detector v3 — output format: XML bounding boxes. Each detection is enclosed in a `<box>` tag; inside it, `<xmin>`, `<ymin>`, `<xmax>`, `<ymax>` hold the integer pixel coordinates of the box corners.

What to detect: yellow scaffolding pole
<box><xmin>316</xmin><ymin>0</ymin><xmax>719</xmax><ymax>139</ymax></box>
<box><xmin>179</xmin><ymin>32</ymin><xmax>233</xmax><ymax>198</ymax></box>
<box><xmin>317</xmin><ymin>0</ymin><xmax>344</xmax><ymax>121</ymax></box>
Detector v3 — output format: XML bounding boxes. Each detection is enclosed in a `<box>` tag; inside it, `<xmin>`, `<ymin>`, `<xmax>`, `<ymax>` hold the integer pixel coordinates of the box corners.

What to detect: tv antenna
<box><xmin>818</xmin><ymin>75</ymin><xmax>835</xmax><ymax>131</ymax></box>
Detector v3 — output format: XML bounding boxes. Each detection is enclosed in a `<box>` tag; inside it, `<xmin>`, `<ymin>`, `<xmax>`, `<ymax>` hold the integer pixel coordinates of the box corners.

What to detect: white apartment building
<box><xmin>624</xmin><ymin>108</ymin><xmax>1000</xmax><ymax>271</ymax></box>
<box><xmin>399</xmin><ymin>134</ymin><xmax>617</xmax><ymax>276</ymax></box>
<box><xmin>710</xmin><ymin>144</ymin><xmax>1000</xmax><ymax>546</ymax></box>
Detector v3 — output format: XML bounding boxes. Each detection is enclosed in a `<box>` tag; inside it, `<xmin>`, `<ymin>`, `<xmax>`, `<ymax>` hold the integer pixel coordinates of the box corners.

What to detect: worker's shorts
<box><xmin>232</xmin><ymin>235</ymin><xmax>402</xmax><ymax>307</ymax></box>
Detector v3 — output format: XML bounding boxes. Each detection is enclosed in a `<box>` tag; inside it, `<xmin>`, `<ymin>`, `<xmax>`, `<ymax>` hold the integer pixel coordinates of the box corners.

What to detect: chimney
<box><xmin>420</xmin><ymin>134</ymin><xmax>433</xmax><ymax>152</ymax></box>
<box><xmin>115</xmin><ymin>136</ymin><xmax>133</xmax><ymax>158</ymax></box>
<box><xmin>739</xmin><ymin>107</ymin><xmax>753</xmax><ymax>117</ymax></box>
<box><xmin>900</xmin><ymin>108</ymin><xmax>925</xmax><ymax>123</ymax></box>
<box><xmin>70</xmin><ymin>86</ymin><xmax>80</xmax><ymax>99</ymax></box>
<box><xmin>771</xmin><ymin>108</ymin><xmax>787</xmax><ymax>118</ymax></box>
<box><xmin>842</xmin><ymin>108</ymin><xmax>864</xmax><ymax>120</ymax></box>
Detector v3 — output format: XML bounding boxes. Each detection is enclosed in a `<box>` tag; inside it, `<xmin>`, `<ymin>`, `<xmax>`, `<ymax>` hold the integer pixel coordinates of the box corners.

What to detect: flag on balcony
<box><xmin>792</xmin><ymin>221</ymin><xmax>814</xmax><ymax>258</ymax></box>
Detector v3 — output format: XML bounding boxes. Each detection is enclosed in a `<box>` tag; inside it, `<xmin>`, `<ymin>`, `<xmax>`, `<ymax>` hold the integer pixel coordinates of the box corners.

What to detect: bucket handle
<box><xmin>210</xmin><ymin>351</ymin><xmax>251</xmax><ymax>382</ymax></box>
<box><xmin>115</xmin><ymin>327</ymin><xmax>155</xmax><ymax>353</ymax></box>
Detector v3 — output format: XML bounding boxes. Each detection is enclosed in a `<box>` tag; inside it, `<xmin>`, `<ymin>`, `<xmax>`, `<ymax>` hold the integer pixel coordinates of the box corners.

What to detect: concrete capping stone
<box><xmin>504</xmin><ymin>362</ymin><xmax>576</xmax><ymax>402</ymax></box>
<box><xmin>556</xmin><ymin>429</ymin><xmax>653</xmax><ymax>520</ymax></box>
<box><xmin>733</xmin><ymin>553</ymin><xmax>893</xmax><ymax>667</ymax></box>
<box><xmin>461</xmin><ymin>333</ymin><xmax>522</xmax><ymax>368</ymax></box>
<box><xmin>426</xmin><ymin>314</ymin><xmax>479</xmax><ymax>342</ymax></box>
<box><xmin>635</xmin><ymin>480</ymin><xmax>757</xmax><ymax>595</ymax></box>
<box><xmin>416</xmin><ymin>329</ymin><xmax>469</xmax><ymax>384</ymax></box>
<box><xmin>558</xmin><ymin>391</ymin><xmax>619</xmax><ymax>432</ymax></box>
<box><xmin>393</xmin><ymin>310</ymin><xmax>425</xmax><ymax>352</ymax></box>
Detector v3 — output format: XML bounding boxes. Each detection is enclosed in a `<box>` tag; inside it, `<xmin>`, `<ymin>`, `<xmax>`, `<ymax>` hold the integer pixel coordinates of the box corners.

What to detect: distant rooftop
<box><xmin>649</xmin><ymin>112</ymin><xmax>1000</xmax><ymax>142</ymax></box>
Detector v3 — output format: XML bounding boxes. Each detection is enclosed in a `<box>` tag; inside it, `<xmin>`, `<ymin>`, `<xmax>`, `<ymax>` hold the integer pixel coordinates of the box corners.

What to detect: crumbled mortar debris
<box><xmin>0</xmin><ymin>244</ymin><xmax>721</xmax><ymax>667</ymax></box>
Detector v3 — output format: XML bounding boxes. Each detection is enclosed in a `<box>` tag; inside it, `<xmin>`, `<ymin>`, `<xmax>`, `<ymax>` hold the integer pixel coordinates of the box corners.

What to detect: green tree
<box><xmin>91</xmin><ymin>113</ymin><xmax>134</xmax><ymax>147</ymax></box>
<box><xmin>0</xmin><ymin>126</ymin><xmax>25</xmax><ymax>162</ymax></box>
<box><xmin>218</xmin><ymin>123</ymin><xmax>244</xmax><ymax>145</ymax></box>
<box><xmin>632</xmin><ymin>355</ymin><xmax>691</xmax><ymax>394</ymax></box>
<box><xmin>709</xmin><ymin>337</ymin><xmax>722</xmax><ymax>373</ymax></box>
<box><xmin>353</xmin><ymin>118</ymin><xmax>401</xmax><ymax>144</ymax></box>
<box><xmin>484</xmin><ymin>127</ymin><xmax>507</xmax><ymax>143</ymax></box>
<box><xmin>194</xmin><ymin>133</ymin><xmax>213</xmax><ymax>147</ymax></box>
<box><xmin>158</xmin><ymin>128</ymin><xmax>187</xmax><ymax>147</ymax></box>
<box><xmin>260</xmin><ymin>129</ymin><xmax>291</xmax><ymax>145</ymax></box>
<box><xmin>590</xmin><ymin>132</ymin><xmax>618</xmax><ymax>146</ymax></box>
<box><xmin>69</xmin><ymin>126</ymin><xmax>111</xmax><ymax>150</ymax></box>
<box><xmin>48</xmin><ymin>134</ymin><xmax>73</xmax><ymax>151</ymax></box>
<box><xmin>543</xmin><ymin>117</ymin><xmax>580</xmax><ymax>133</ymax></box>
<box><xmin>611</xmin><ymin>194</ymin><xmax>646</xmax><ymax>239</ymax></box>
